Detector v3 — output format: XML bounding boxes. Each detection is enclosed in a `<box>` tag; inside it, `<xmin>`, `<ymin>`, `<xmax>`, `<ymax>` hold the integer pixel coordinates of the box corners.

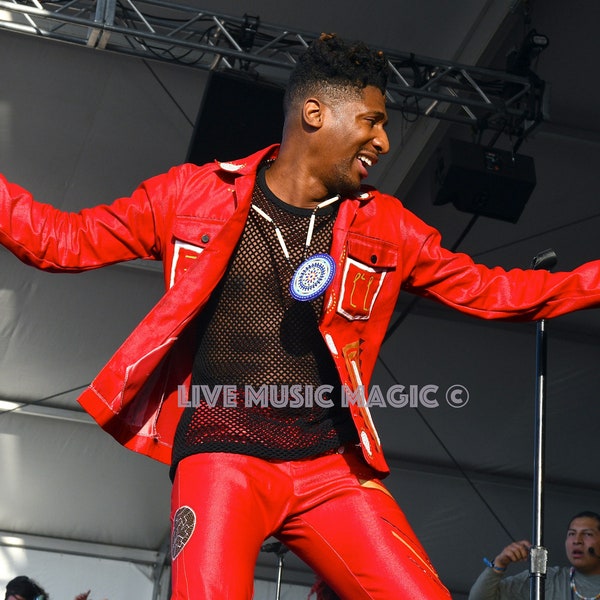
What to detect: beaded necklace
<box><xmin>250</xmin><ymin>195</ymin><xmax>339</xmax><ymax>266</ymax></box>
<box><xmin>251</xmin><ymin>194</ymin><xmax>340</xmax><ymax>301</ymax></box>
<box><xmin>570</xmin><ymin>567</ymin><xmax>600</xmax><ymax>600</ymax></box>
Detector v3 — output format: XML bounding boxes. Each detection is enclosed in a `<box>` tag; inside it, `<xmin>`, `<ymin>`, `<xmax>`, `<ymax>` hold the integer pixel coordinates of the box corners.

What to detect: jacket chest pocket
<box><xmin>337</xmin><ymin>233</ymin><xmax>398</xmax><ymax>321</ymax></box>
<box><xmin>169</xmin><ymin>217</ymin><xmax>225</xmax><ymax>288</ymax></box>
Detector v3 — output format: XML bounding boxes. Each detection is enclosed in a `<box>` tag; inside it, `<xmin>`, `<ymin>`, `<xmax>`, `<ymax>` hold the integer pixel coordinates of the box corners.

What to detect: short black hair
<box><xmin>284</xmin><ymin>33</ymin><xmax>389</xmax><ymax>114</ymax></box>
<box><xmin>568</xmin><ymin>511</ymin><xmax>600</xmax><ymax>530</ymax></box>
<box><xmin>5</xmin><ymin>575</ymin><xmax>49</xmax><ymax>600</ymax></box>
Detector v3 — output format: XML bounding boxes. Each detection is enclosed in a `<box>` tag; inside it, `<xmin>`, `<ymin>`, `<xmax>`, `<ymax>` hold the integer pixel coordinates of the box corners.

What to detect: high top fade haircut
<box><xmin>283</xmin><ymin>33</ymin><xmax>389</xmax><ymax>115</ymax></box>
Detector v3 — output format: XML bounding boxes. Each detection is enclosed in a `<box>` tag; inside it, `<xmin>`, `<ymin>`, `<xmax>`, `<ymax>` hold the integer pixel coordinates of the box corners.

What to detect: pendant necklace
<box><xmin>251</xmin><ymin>195</ymin><xmax>339</xmax><ymax>301</ymax></box>
<box><xmin>570</xmin><ymin>567</ymin><xmax>600</xmax><ymax>600</ymax></box>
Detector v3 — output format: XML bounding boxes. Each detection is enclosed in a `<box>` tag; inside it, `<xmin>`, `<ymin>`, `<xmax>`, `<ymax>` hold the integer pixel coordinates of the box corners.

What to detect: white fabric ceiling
<box><xmin>1</xmin><ymin>1</ymin><xmax>600</xmax><ymax>598</ymax></box>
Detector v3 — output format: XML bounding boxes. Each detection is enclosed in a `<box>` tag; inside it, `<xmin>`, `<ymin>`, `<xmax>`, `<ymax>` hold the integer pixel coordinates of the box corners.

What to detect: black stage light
<box><xmin>507</xmin><ymin>29</ymin><xmax>550</xmax><ymax>76</ymax></box>
<box><xmin>186</xmin><ymin>70</ymin><xmax>285</xmax><ymax>166</ymax></box>
<box><xmin>434</xmin><ymin>138</ymin><xmax>536</xmax><ymax>223</ymax></box>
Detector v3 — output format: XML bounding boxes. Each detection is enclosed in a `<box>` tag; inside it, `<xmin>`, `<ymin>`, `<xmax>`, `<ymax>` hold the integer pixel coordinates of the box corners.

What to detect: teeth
<box><xmin>358</xmin><ymin>155</ymin><xmax>373</xmax><ymax>167</ymax></box>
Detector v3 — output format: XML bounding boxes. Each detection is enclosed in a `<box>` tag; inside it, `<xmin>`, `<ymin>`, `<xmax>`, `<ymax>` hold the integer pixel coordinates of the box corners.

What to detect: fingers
<box><xmin>494</xmin><ymin>540</ymin><xmax>532</xmax><ymax>568</ymax></box>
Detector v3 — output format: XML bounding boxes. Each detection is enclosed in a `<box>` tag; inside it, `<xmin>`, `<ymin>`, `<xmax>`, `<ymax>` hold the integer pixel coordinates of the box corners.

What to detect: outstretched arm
<box><xmin>399</xmin><ymin>208</ymin><xmax>600</xmax><ymax>321</ymax></box>
<box><xmin>0</xmin><ymin>172</ymin><xmax>164</xmax><ymax>272</ymax></box>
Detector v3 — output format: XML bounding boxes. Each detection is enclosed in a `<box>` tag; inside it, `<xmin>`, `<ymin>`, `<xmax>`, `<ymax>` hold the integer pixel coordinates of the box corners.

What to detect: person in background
<box><xmin>4</xmin><ymin>576</ymin><xmax>48</xmax><ymax>600</ymax></box>
<box><xmin>469</xmin><ymin>510</ymin><xmax>600</xmax><ymax>600</ymax></box>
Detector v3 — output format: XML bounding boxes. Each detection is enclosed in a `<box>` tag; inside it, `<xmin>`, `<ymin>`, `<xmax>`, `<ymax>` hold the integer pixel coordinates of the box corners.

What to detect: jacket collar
<box><xmin>217</xmin><ymin>144</ymin><xmax>376</xmax><ymax>204</ymax></box>
<box><xmin>216</xmin><ymin>144</ymin><xmax>279</xmax><ymax>175</ymax></box>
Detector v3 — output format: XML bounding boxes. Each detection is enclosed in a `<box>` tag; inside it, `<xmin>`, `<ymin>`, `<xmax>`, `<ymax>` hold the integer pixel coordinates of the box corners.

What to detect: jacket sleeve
<box><xmin>0</xmin><ymin>170</ymin><xmax>173</xmax><ymax>272</ymax></box>
<box><xmin>401</xmin><ymin>210</ymin><xmax>600</xmax><ymax>321</ymax></box>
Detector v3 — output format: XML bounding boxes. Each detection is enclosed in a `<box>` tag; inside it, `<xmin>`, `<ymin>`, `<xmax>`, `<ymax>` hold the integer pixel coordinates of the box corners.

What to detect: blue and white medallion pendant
<box><xmin>289</xmin><ymin>253</ymin><xmax>336</xmax><ymax>301</ymax></box>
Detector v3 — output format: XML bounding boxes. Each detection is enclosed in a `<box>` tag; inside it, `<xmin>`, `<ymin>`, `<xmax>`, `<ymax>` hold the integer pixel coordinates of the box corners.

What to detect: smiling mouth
<box><xmin>358</xmin><ymin>154</ymin><xmax>374</xmax><ymax>168</ymax></box>
<box><xmin>357</xmin><ymin>154</ymin><xmax>376</xmax><ymax>178</ymax></box>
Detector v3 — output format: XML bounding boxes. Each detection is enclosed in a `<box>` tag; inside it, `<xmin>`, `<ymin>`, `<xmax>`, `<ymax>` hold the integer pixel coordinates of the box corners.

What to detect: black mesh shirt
<box><xmin>170</xmin><ymin>166</ymin><xmax>358</xmax><ymax>477</ymax></box>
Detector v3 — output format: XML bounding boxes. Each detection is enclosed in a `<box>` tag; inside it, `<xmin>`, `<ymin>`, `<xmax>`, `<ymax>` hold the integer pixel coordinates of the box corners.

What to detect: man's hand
<box><xmin>493</xmin><ymin>540</ymin><xmax>532</xmax><ymax>570</ymax></box>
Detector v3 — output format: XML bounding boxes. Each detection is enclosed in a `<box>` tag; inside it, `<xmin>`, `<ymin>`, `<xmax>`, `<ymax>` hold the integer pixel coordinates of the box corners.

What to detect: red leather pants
<box><xmin>170</xmin><ymin>448</ymin><xmax>450</xmax><ymax>600</ymax></box>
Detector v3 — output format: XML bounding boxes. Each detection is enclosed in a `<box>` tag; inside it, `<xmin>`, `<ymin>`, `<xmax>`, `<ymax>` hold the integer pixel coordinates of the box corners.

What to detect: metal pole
<box><xmin>275</xmin><ymin>551</ymin><xmax>285</xmax><ymax>600</ymax></box>
<box><xmin>261</xmin><ymin>541</ymin><xmax>289</xmax><ymax>600</ymax></box>
<box><xmin>530</xmin><ymin>317</ymin><xmax>548</xmax><ymax>600</ymax></box>
<box><xmin>529</xmin><ymin>249</ymin><xmax>557</xmax><ymax>600</ymax></box>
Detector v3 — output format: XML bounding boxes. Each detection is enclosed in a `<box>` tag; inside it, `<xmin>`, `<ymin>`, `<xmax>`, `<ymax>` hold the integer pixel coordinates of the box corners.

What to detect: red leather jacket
<box><xmin>2</xmin><ymin>145</ymin><xmax>600</xmax><ymax>475</ymax></box>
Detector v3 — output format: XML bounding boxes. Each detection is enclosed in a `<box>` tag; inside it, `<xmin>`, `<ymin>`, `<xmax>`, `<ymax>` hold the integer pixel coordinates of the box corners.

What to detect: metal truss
<box><xmin>0</xmin><ymin>0</ymin><xmax>545</xmax><ymax>141</ymax></box>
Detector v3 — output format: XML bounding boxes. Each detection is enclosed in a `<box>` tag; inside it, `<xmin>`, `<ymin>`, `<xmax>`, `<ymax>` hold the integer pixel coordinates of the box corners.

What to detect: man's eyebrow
<box><xmin>366</xmin><ymin>110</ymin><xmax>388</xmax><ymax>122</ymax></box>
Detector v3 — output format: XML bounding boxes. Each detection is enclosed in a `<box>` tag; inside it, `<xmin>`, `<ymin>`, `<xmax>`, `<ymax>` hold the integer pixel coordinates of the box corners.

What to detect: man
<box><xmin>469</xmin><ymin>511</ymin><xmax>600</xmax><ymax>599</ymax></box>
<box><xmin>2</xmin><ymin>33</ymin><xmax>600</xmax><ymax>599</ymax></box>
<box><xmin>4</xmin><ymin>576</ymin><xmax>48</xmax><ymax>600</ymax></box>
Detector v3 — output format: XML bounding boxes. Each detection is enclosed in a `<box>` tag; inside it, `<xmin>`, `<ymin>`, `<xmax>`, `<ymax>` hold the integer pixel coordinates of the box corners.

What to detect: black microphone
<box><xmin>589</xmin><ymin>547</ymin><xmax>598</xmax><ymax>557</ymax></box>
<box><xmin>261</xmin><ymin>541</ymin><xmax>289</xmax><ymax>555</ymax></box>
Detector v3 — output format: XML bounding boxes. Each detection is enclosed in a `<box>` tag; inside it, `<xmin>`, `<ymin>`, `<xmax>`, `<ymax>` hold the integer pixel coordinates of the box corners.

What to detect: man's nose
<box><xmin>374</xmin><ymin>129</ymin><xmax>390</xmax><ymax>155</ymax></box>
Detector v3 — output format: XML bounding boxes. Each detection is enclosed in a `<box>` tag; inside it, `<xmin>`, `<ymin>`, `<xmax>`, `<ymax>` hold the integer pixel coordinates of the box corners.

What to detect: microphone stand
<box><xmin>529</xmin><ymin>249</ymin><xmax>557</xmax><ymax>600</ymax></box>
<box><xmin>261</xmin><ymin>541</ymin><xmax>290</xmax><ymax>600</ymax></box>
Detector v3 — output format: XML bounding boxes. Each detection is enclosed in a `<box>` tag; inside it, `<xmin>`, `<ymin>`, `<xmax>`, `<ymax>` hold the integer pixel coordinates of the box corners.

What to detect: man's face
<box><xmin>566</xmin><ymin>516</ymin><xmax>600</xmax><ymax>574</ymax></box>
<box><xmin>314</xmin><ymin>85</ymin><xmax>389</xmax><ymax>197</ymax></box>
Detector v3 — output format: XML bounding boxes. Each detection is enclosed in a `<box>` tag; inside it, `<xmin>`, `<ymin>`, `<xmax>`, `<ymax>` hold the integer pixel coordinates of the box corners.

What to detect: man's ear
<box><xmin>303</xmin><ymin>98</ymin><xmax>325</xmax><ymax>129</ymax></box>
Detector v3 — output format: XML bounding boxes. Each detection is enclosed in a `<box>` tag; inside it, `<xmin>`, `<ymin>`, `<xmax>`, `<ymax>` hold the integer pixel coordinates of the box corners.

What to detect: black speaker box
<box><xmin>186</xmin><ymin>70</ymin><xmax>285</xmax><ymax>166</ymax></box>
<box><xmin>434</xmin><ymin>138</ymin><xmax>536</xmax><ymax>223</ymax></box>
